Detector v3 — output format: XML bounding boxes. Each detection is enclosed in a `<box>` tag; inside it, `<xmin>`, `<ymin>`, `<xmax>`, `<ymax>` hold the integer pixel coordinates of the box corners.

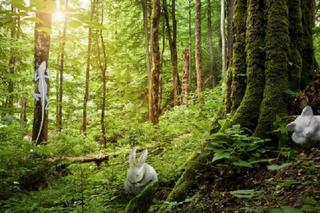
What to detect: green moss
<box><xmin>230</xmin><ymin>0</ymin><xmax>247</xmax><ymax>113</ymax></box>
<box><xmin>229</xmin><ymin>0</ymin><xmax>266</xmax><ymax>131</ymax></box>
<box><xmin>287</xmin><ymin>0</ymin><xmax>303</xmax><ymax>91</ymax></box>
<box><xmin>125</xmin><ymin>182</ymin><xmax>159</xmax><ymax>213</ymax></box>
<box><xmin>225</xmin><ymin>67</ymin><xmax>233</xmax><ymax>113</ymax></box>
<box><xmin>300</xmin><ymin>0</ymin><xmax>316</xmax><ymax>88</ymax></box>
<box><xmin>166</xmin><ymin>148</ymin><xmax>211</xmax><ymax>202</ymax></box>
<box><xmin>255</xmin><ymin>0</ymin><xmax>289</xmax><ymax>137</ymax></box>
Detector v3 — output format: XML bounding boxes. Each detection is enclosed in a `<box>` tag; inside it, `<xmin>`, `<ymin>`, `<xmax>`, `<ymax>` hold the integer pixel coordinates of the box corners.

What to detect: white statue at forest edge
<box><xmin>286</xmin><ymin>105</ymin><xmax>320</xmax><ymax>144</ymax></box>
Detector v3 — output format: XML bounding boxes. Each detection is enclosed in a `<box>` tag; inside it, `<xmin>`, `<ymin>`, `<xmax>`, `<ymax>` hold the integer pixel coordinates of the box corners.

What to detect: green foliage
<box><xmin>0</xmin><ymin>123</ymin><xmax>52</xmax><ymax>201</ymax></box>
<box><xmin>209</xmin><ymin>125</ymin><xmax>272</xmax><ymax>168</ymax></box>
<box><xmin>230</xmin><ymin>189</ymin><xmax>263</xmax><ymax>199</ymax></box>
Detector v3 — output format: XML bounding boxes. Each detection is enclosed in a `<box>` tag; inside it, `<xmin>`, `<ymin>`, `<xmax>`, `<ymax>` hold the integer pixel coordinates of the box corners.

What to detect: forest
<box><xmin>0</xmin><ymin>0</ymin><xmax>320</xmax><ymax>212</ymax></box>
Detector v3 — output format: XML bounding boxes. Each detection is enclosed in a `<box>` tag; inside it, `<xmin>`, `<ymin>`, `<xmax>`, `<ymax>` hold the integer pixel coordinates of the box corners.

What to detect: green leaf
<box><xmin>271</xmin><ymin>206</ymin><xmax>303</xmax><ymax>213</ymax></box>
<box><xmin>233</xmin><ymin>160</ymin><xmax>252</xmax><ymax>168</ymax></box>
<box><xmin>212</xmin><ymin>151</ymin><xmax>231</xmax><ymax>162</ymax></box>
<box><xmin>230</xmin><ymin>189</ymin><xmax>262</xmax><ymax>198</ymax></box>
<box><xmin>267</xmin><ymin>163</ymin><xmax>292</xmax><ymax>171</ymax></box>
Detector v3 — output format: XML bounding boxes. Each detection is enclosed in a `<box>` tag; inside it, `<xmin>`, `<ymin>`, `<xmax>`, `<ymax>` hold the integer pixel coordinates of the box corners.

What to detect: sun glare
<box><xmin>53</xmin><ymin>10</ymin><xmax>65</xmax><ymax>23</ymax></box>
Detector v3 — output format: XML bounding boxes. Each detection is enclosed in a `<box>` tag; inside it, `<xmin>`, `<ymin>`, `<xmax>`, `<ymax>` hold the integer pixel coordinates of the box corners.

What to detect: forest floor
<box><xmin>177</xmin><ymin>148</ymin><xmax>320</xmax><ymax>212</ymax></box>
<box><xmin>1</xmin><ymin>87</ymin><xmax>320</xmax><ymax>212</ymax></box>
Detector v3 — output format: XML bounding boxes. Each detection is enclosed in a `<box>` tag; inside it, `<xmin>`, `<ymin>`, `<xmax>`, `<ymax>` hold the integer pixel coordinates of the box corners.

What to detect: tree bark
<box><xmin>32</xmin><ymin>0</ymin><xmax>53</xmax><ymax>144</ymax></box>
<box><xmin>165</xmin><ymin>0</ymin><xmax>316</xmax><ymax>203</ymax></box>
<box><xmin>159</xmin><ymin>17</ymin><xmax>166</xmax><ymax>113</ymax></box>
<box><xmin>300</xmin><ymin>0</ymin><xmax>316</xmax><ymax>88</ymax></box>
<box><xmin>142</xmin><ymin>0</ymin><xmax>152</xmax><ymax>115</ymax></box>
<box><xmin>82</xmin><ymin>0</ymin><xmax>95</xmax><ymax>135</ymax></box>
<box><xmin>229</xmin><ymin>0</ymin><xmax>247</xmax><ymax>113</ymax></box>
<box><xmin>195</xmin><ymin>0</ymin><xmax>202</xmax><ymax>93</ymax></box>
<box><xmin>149</xmin><ymin>0</ymin><xmax>161</xmax><ymax>125</ymax></box>
<box><xmin>207</xmin><ymin>0</ymin><xmax>217</xmax><ymax>88</ymax></box>
<box><xmin>255</xmin><ymin>0</ymin><xmax>290</xmax><ymax>136</ymax></box>
<box><xmin>182</xmin><ymin>49</ymin><xmax>190</xmax><ymax>104</ymax></box>
<box><xmin>188</xmin><ymin>0</ymin><xmax>193</xmax><ymax>89</ymax></box>
<box><xmin>163</xmin><ymin>0</ymin><xmax>180</xmax><ymax>105</ymax></box>
<box><xmin>96</xmin><ymin>0</ymin><xmax>107</xmax><ymax>148</ymax></box>
<box><xmin>57</xmin><ymin>0</ymin><xmax>68</xmax><ymax>132</ymax></box>
<box><xmin>7</xmin><ymin>5</ymin><xmax>18</xmax><ymax>115</ymax></box>
<box><xmin>228</xmin><ymin>0</ymin><xmax>265</xmax><ymax>131</ymax></box>
<box><xmin>220</xmin><ymin>0</ymin><xmax>226</xmax><ymax>80</ymax></box>
<box><xmin>226</xmin><ymin>0</ymin><xmax>234</xmax><ymax>69</ymax></box>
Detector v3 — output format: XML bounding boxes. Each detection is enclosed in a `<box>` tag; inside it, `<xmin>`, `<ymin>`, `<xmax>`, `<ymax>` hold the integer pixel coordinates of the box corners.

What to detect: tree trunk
<box><xmin>188</xmin><ymin>0</ymin><xmax>193</xmax><ymax>90</ymax></box>
<box><xmin>220</xmin><ymin>0</ymin><xmax>226</xmax><ymax>81</ymax></box>
<box><xmin>300</xmin><ymin>0</ymin><xmax>316</xmax><ymax>88</ymax></box>
<box><xmin>207</xmin><ymin>0</ymin><xmax>217</xmax><ymax>88</ymax></box>
<box><xmin>32</xmin><ymin>1</ymin><xmax>53</xmax><ymax>144</ymax></box>
<box><xmin>159</xmin><ymin>17</ymin><xmax>166</xmax><ymax>113</ymax></box>
<box><xmin>7</xmin><ymin>5</ymin><xmax>18</xmax><ymax>115</ymax></box>
<box><xmin>163</xmin><ymin>0</ymin><xmax>180</xmax><ymax>106</ymax></box>
<box><xmin>226</xmin><ymin>0</ymin><xmax>234</xmax><ymax>68</ymax></box>
<box><xmin>82</xmin><ymin>0</ymin><xmax>95</xmax><ymax>135</ymax></box>
<box><xmin>227</xmin><ymin>0</ymin><xmax>266</xmax><ymax>132</ymax></box>
<box><xmin>182</xmin><ymin>48</ymin><xmax>190</xmax><ymax>104</ymax></box>
<box><xmin>55</xmin><ymin>37</ymin><xmax>60</xmax><ymax>129</ymax></box>
<box><xmin>57</xmin><ymin>0</ymin><xmax>68</xmax><ymax>131</ymax></box>
<box><xmin>142</xmin><ymin>0</ymin><xmax>151</xmax><ymax>115</ymax></box>
<box><xmin>229</xmin><ymin>0</ymin><xmax>247</xmax><ymax>113</ymax></box>
<box><xmin>149</xmin><ymin>0</ymin><xmax>161</xmax><ymax>125</ymax></box>
<box><xmin>166</xmin><ymin>0</ymin><xmax>316</xmax><ymax>202</ymax></box>
<box><xmin>195</xmin><ymin>0</ymin><xmax>202</xmax><ymax>93</ymax></box>
<box><xmin>96</xmin><ymin>0</ymin><xmax>107</xmax><ymax>148</ymax></box>
<box><xmin>254</xmin><ymin>0</ymin><xmax>290</xmax><ymax>136</ymax></box>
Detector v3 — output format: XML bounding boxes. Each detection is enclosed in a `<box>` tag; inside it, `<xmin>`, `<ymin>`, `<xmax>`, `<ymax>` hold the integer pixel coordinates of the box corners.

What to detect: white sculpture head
<box><xmin>286</xmin><ymin>106</ymin><xmax>320</xmax><ymax>144</ymax></box>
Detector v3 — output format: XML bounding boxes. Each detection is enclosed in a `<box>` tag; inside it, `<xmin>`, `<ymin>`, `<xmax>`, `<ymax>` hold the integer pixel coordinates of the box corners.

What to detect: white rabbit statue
<box><xmin>124</xmin><ymin>147</ymin><xmax>158</xmax><ymax>195</ymax></box>
<box><xmin>286</xmin><ymin>105</ymin><xmax>320</xmax><ymax>144</ymax></box>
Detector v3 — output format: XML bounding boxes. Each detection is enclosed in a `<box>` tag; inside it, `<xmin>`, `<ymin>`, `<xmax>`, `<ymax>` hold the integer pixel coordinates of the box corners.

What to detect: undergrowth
<box><xmin>1</xmin><ymin>86</ymin><xmax>319</xmax><ymax>212</ymax></box>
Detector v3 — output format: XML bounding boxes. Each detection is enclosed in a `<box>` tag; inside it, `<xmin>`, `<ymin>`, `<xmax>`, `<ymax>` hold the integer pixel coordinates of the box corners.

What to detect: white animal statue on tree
<box><xmin>286</xmin><ymin>105</ymin><xmax>320</xmax><ymax>144</ymax></box>
<box><xmin>34</xmin><ymin>61</ymin><xmax>49</xmax><ymax>143</ymax></box>
<box><xmin>125</xmin><ymin>147</ymin><xmax>158</xmax><ymax>195</ymax></box>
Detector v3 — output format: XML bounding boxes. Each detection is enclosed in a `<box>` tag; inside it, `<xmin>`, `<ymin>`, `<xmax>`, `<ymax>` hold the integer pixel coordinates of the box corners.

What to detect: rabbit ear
<box><xmin>129</xmin><ymin>147</ymin><xmax>137</xmax><ymax>167</ymax></box>
<box><xmin>138</xmin><ymin>149</ymin><xmax>148</xmax><ymax>167</ymax></box>
<box><xmin>301</xmin><ymin>106</ymin><xmax>313</xmax><ymax>117</ymax></box>
<box><xmin>286</xmin><ymin>122</ymin><xmax>296</xmax><ymax>131</ymax></box>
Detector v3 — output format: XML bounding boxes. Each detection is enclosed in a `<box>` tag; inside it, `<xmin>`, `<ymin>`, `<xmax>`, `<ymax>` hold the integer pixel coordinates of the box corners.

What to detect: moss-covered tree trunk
<box><xmin>149</xmin><ymin>0</ymin><xmax>161</xmax><ymax>125</ymax></box>
<box><xmin>228</xmin><ymin>0</ymin><xmax>247</xmax><ymax>113</ymax></box>
<box><xmin>165</xmin><ymin>0</ymin><xmax>316</xmax><ymax>203</ymax></box>
<box><xmin>226</xmin><ymin>0</ymin><xmax>316</xmax><ymax>136</ymax></box>
<box><xmin>230</xmin><ymin>0</ymin><xmax>266</xmax><ymax>132</ymax></box>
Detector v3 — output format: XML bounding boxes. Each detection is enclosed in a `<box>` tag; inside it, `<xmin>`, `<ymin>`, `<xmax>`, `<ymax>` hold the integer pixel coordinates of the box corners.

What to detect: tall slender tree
<box><xmin>82</xmin><ymin>0</ymin><xmax>95</xmax><ymax>135</ymax></box>
<box><xmin>207</xmin><ymin>0</ymin><xmax>217</xmax><ymax>87</ymax></box>
<box><xmin>195</xmin><ymin>0</ymin><xmax>202</xmax><ymax>93</ymax></box>
<box><xmin>188</xmin><ymin>0</ymin><xmax>193</xmax><ymax>89</ymax></box>
<box><xmin>7</xmin><ymin>4</ymin><xmax>18</xmax><ymax>115</ymax></box>
<box><xmin>220</xmin><ymin>0</ymin><xmax>226</xmax><ymax>79</ymax></box>
<box><xmin>57</xmin><ymin>0</ymin><xmax>68</xmax><ymax>131</ymax></box>
<box><xmin>96</xmin><ymin>0</ymin><xmax>107</xmax><ymax>147</ymax></box>
<box><xmin>226</xmin><ymin>0</ymin><xmax>234</xmax><ymax>68</ymax></box>
<box><xmin>163</xmin><ymin>0</ymin><xmax>180</xmax><ymax>105</ymax></box>
<box><xmin>32</xmin><ymin>0</ymin><xmax>53</xmax><ymax>143</ymax></box>
<box><xmin>149</xmin><ymin>0</ymin><xmax>161</xmax><ymax>125</ymax></box>
<box><xmin>142</xmin><ymin>0</ymin><xmax>151</xmax><ymax>115</ymax></box>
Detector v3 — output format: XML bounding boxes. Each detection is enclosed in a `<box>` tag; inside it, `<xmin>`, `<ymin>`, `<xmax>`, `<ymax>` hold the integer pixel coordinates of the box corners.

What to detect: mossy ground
<box><xmin>159</xmin><ymin>148</ymin><xmax>320</xmax><ymax>213</ymax></box>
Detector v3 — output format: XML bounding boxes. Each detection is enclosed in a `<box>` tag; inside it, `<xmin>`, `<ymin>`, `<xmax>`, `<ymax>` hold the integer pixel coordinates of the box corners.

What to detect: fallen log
<box><xmin>51</xmin><ymin>143</ymin><xmax>164</xmax><ymax>169</ymax></box>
